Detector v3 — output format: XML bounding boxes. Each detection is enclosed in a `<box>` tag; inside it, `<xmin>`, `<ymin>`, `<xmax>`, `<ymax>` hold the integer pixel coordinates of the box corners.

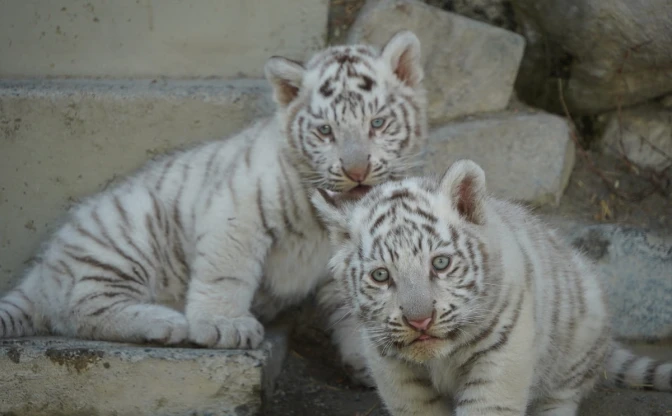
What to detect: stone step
<box><xmin>0</xmin><ymin>326</ymin><xmax>288</xmax><ymax>416</ymax></box>
<box><xmin>0</xmin><ymin>0</ymin><xmax>328</xmax><ymax>79</ymax></box>
<box><xmin>0</xmin><ymin>78</ymin><xmax>274</xmax><ymax>290</ymax></box>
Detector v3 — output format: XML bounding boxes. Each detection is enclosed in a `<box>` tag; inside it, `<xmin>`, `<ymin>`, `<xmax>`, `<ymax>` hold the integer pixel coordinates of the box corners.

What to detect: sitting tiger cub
<box><xmin>312</xmin><ymin>159</ymin><xmax>672</xmax><ymax>416</ymax></box>
<box><xmin>0</xmin><ymin>29</ymin><xmax>426</xmax><ymax>381</ymax></box>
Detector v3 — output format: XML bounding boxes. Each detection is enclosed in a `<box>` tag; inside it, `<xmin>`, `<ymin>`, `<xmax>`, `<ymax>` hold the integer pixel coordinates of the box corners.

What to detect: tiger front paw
<box><xmin>343</xmin><ymin>352</ymin><xmax>376</xmax><ymax>388</ymax></box>
<box><xmin>188</xmin><ymin>315</ymin><xmax>265</xmax><ymax>349</ymax></box>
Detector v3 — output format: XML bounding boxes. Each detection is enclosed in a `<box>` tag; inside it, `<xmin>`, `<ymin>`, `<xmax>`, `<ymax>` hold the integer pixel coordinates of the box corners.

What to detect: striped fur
<box><xmin>312</xmin><ymin>160</ymin><xmax>672</xmax><ymax>416</ymax></box>
<box><xmin>0</xmin><ymin>31</ymin><xmax>427</xmax><ymax>350</ymax></box>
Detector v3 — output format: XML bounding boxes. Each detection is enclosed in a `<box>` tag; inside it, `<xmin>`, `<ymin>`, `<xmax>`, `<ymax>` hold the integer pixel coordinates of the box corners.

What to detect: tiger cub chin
<box><xmin>312</xmin><ymin>159</ymin><xmax>672</xmax><ymax>416</ymax></box>
<box><xmin>0</xmin><ymin>30</ymin><xmax>427</xmax><ymax>361</ymax></box>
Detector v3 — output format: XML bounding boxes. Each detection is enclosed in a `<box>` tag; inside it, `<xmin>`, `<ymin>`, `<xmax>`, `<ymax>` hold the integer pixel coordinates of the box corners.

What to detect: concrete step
<box><xmin>0</xmin><ymin>0</ymin><xmax>328</xmax><ymax>79</ymax></box>
<box><xmin>0</xmin><ymin>326</ymin><xmax>288</xmax><ymax>416</ymax></box>
<box><xmin>0</xmin><ymin>78</ymin><xmax>274</xmax><ymax>290</ymax></box>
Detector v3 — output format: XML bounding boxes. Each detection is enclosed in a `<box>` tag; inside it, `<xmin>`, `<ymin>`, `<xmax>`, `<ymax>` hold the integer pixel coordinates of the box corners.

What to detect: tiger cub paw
<box><xmin>188</xmin><ymin>315</ymin><xmax>265</xmax><ymax>349</ymax></box>
<box><xmin>343</xmin><ymin>353</ymin><xmax>376</xmax><ymax>388</ymax></box>
<box><xmin>144</xmin><ymin>309</ymin><xmax>189</xmax><ymax>345</ymax></box>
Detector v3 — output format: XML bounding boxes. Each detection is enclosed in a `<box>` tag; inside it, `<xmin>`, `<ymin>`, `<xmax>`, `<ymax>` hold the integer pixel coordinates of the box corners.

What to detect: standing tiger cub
<box><xmin>0</xmin><ymin>31</ymin><xmax>427</xmax><ymax>353</ymax></box>
<box><xmin>312</xmin><ymin>160</ymin><xmax>672</xmax><ymax>416</ymax></box>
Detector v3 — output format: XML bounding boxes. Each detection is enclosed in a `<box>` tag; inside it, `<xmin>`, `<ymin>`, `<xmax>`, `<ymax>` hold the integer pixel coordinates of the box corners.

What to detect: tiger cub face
<box><xmin>312</xmin><ymin>161</ymin><xmax>496</xmax><ymax>362</ymax></box>
<box><xmin>265</xmin><ymin>30</ymin><xmax>427</xmax><ymax>195</ymax></box>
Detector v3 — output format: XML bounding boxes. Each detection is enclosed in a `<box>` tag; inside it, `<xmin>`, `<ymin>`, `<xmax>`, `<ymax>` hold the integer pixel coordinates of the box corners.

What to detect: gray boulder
<box><xmin>348</xmin><ymin>0</ymin><xmax>525</xmax><ymax>125</ymax></box>
<box><xmin>512</xmin><ymin>0</ymin><xmax>672</xmax><ymax>114</ymax></box>
<box><xmin>599</xmin><ymin>101</ymin><xmax>672</xmax><ymax>172</ymax></box>
<box><xmin>425</xmin><ymin>111</ymin><xmax>575</xmax><ymax>205</ymax></box>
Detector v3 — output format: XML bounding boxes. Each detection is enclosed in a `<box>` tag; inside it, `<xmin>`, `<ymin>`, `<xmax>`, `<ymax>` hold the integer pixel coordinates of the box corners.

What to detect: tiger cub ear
<box><xmin>264</xmin><ymin>56</ymin><xmax>305</xmax><ymax>107</ymax></box>
<box><xmin>439</xmin><ymin>160</ymin><xmax>487</xmax><ymax>225</ymax></box>
<box><xmin>381</xmin><ymin>30</ymin><xmax>424</xmax><ymax>89</ymax></box>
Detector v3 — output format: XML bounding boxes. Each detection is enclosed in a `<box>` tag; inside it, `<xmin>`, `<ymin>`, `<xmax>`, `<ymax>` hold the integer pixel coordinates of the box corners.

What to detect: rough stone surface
<box><xmin>425</xmin><ymin>0</ymin><xmax>517</xmax><ymax>31</ymax></box>
<box><xmin>512</xmin><ymin>0</ymin><xmax>672</xmax><ymax>114</ymax></box>
<box><xmin>0</xmin><ymin>0</ymin><xmax>328</xmax><ymax>79</ymax></box>
<box><xmin>0</xmin><ymin>79</ymin><xmax>274</xmax><ymax>291</ymax></box>
<box><xmin>424</xmin><ymin>111</ymin><xmax>575</xmax><ymax>205</ymax></box>
<box><xmin>0</xmin><ymin>326</ymin><xmax>288</xmax><ymax>416</ymax></box>
<box><xmin>599</xmin><ymin>102</ymin><xmax>672</xmax><ymax>172</ymax></box>
<box><xmin>545</xmin><ymin>217</ymin><xmax>672</xmax><ymax>341</ymax></box>
<box><xmin>348</xmin><ymin>0</ymin><xmax>525</xmax><ymax>125</ymax></box>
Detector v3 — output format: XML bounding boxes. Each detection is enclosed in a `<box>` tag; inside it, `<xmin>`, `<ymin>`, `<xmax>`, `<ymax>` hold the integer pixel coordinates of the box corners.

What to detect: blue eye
<box><xmin>317</xmin><ymin>125</ymin><xmax>332</xmax><ymax>135</ymax></box>
<box><xmin>371</xmin><ymin>268</ymin><xmax>390</xmax><ymax>283</ymax></box>
<box><xmin>432</xmin><ymin>256</ymin><xmax>451</xmax><ymax>271</ymax></box>
<box><xmin>371</xmin><ymin>118</ymin><xmax>385</xmax><ymax>129</ymax></box>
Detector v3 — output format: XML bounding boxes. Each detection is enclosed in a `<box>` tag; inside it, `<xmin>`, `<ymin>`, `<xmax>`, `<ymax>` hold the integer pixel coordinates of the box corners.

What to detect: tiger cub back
<box><xmin>312</xmin><ymin>159</ymin><xmax>672</xmax><ymax>416</ymax></box>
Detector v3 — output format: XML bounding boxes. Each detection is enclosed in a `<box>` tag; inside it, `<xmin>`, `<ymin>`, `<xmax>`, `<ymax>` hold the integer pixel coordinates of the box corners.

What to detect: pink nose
<box><xmin>343</xmin><ymin>165</ymin><xmax>370</xmax><ymax>183</ymax></box>
<box><xmin>406</xmin><ymin>316</ymin><xmax>433</xmax><ymax>331</ymax></box>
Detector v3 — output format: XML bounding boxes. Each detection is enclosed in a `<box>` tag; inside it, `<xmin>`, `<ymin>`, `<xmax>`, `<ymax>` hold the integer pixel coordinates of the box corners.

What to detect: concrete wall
<box><xmin>0</xmin><ymin>0</ymin><xmax>329</xmax><ymax>79</ymax></box>
<box><xmin>0</xmin><ymin>0</ymin><xmax>328</xmax><ymax>291</ymax></box>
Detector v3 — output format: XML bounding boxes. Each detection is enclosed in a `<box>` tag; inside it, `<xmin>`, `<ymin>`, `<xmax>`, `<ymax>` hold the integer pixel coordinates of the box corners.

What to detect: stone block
<box><xmin>0</xmin><ymin>79</ymin><xmax>274</xmax><ymax>291</ymax></box>
<box><xmin>0</xmin><ymin>325</ymin><xmax>288</xmax><ymax>416</ymax></box>
<box><xmin>0</xmin><ymin>0</ymin><xmax>328</xmax><ymax>79</ymax></box>
<box><xmin>348</xmin><ymin>0</ymin><xmax>525</xmax><ymax>125</ymax></box>
<box><xmin>424</xmin><ymin>112</ymin><xmax>575</xmax><ymax>205</ymax></box>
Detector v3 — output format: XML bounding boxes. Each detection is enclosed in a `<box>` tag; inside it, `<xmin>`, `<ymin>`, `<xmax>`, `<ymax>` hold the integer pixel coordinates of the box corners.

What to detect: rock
<box><xmin>598</xmin><ymin>102</ymin><xmax>672</xmax><ymax>172</ymax></box>
<box><xmin>425</xmin><ymin>0</ymin><xmax>517</xmax><ymax>31</ymax></box>
<box><xmin>0</xmin><ymin>79</ymin><xmax>273</xmax><ymax>291</ymax></box>
<box><xmin>545</xmin><ymin>218</ymin><xmax>672</xmax><ymax>341</ymax></box>
<box><xmin>661</xmin><ymin>95</ymin><xmax>672</xmax><ymax>109</ymax></box>
<box><xmin>424</xmin><ymin>111</ymin><xmax>575</xmax><ymax>205</ymax></box>
<box><xmin>0</xmin><ymin>0</ymin><xmax>328</xmax><ymax>79</ymax></box>
<box><xmin>512</xmin><ymin>0</ymin><xmax>672</xmax><ymax>114</ymax></box>
<box><xmin>348</xmin><ymin>0</ymin><xmax>525</xmax><ymax>125</ymax></box>
<box><xmin>0</xmin><ymin>326</ymin><xmax>288</xmax><ymax>416</ymax></box>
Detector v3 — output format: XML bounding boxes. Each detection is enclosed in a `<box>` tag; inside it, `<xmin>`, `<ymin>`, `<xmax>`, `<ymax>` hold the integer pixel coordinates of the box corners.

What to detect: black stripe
<box><xmin>459</xmin><ymin>290</ymin><xmax>525</xmax><ymax>371</ymax></box>
<box><xmin>113</xmin><ymin>195</ymin><xmax>130</xmax><ymax>227</ymax></box>
<box><xmin>88</xmin><ymin>299</ymin><xmax>131</xmax><ymax>317</ymax></box>
<box><xmin>0</xmin><ymin>312</ymin><xmax>6</xmax><ymax>335</ymax></box>
<box><xmin>257</xmin><ymin>183</ymin><xmax>277</xmax><ymax>244</ymax></box>
<box><xmin>108</xmin><ymin>283</ymin><xmax>145</xmax><ymax>296</ymax></box>
<box><xmin>0</xmin><ymin>300</ymin><xmax>32</xmax><ymax>327</ymax></box>
<box><xmin>3</xmin><ymin>308</ymin><xmax>16</xmax><ymax>333</ymax></box>
<box><xmin>92</xmin><ymin>211</ymin><xmax>148</xmax><ymax>285</ymax></box>
<box><xmin>455</xmin><ymin>398</ymin><xmax>481</xmax><ymax>407</ymax></box>
<box><xmin>75</xmin><ymin>291</ymin><xmax>130</xmax><ymax>308</ymax></box>
<box><xmin>68</xmin><ymin>254</ymin><xmax>139</xmax><ymax>284</ymax></box>
<box><xmin>614</xmin><ymin>355</ymin><xmax>638</xmax><ymax>387</ymax></box>
<box><xmin>642</xmin><ymin>360</ymin><xmax>658</xmax><ymax>391</ymax></box>
<box><xmin>463</xmin><ymin>378</ymin><xmax>492</xmax><ymax>387</ymax></box>
<box><xmin>155</xmin><ymin>158</ymin><xmax>176</xmax><ymax>191</ymax></box>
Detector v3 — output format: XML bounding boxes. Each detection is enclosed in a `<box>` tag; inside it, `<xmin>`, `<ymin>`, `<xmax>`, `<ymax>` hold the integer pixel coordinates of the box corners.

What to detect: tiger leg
<box><xmin>185</xmin><ymin>227</ymin><xmax>271</xmax><ymax>349</ymax></box>
<box><xmin>317</xmin><ymin>276</ymin><xmax>375</xmax><ymax>387</ymax></box>
<box><xmin>69</xmin><ymin>282</ymin><xmax>188</xmax><ymax>344</ymax></box>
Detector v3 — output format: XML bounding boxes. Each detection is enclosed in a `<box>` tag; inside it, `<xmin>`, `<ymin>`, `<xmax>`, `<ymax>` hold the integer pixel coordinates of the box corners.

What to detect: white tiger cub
<box><xmin>312</xmin><ymin>159</ymin><xmax>672</xmax><ymax>416</ymax></box>
<box><xmin>0</xmin><ymin>31</ymin><xmax>427</xmax><ymax>356</ymax></box>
